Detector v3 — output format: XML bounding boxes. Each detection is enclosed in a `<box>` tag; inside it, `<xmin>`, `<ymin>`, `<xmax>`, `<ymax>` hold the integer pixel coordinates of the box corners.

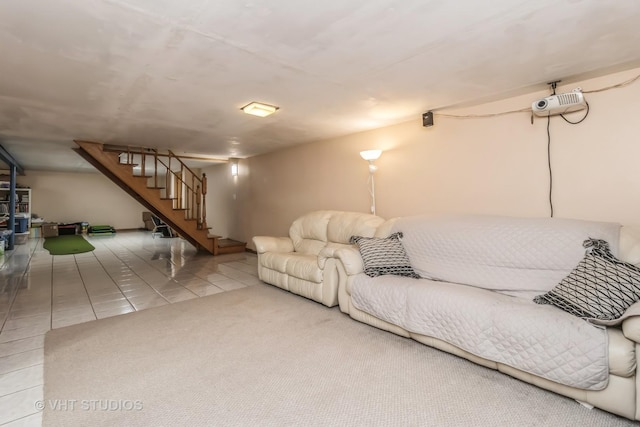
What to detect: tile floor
<box><xmin>0</xmin><ymin>231</ymin><xmax>259</xmax><ymax>426</ymax></box>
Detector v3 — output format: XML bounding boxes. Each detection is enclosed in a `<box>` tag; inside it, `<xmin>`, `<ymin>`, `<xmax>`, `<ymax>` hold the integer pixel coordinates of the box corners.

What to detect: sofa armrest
<box><xmin>335</xmin><ymin>247</ymin><xmax>365</xmax><ymax>275</ymax></box>
<box><xmin>622</xmin><ymin>317</ymin><xmax>640</xmax><ymax>343</ymax></box>
<box><xmin>252</xmin><ymin>236</ymin><xmax>294</xmax><ymax>254</ymax></box>
<box><xmin>620</xmin><ymin>302</ymin><xmax>640</xmax><ymax>343</ymax></box>
<box><xmin>318</xmin><ymin>243</ymin><xmax>347</xmax><ymax>269</ymax></box>
<box><xmin>318</xmin><ymin>246</ymin><xmax>334</xmax><ymax>269</ymax></box>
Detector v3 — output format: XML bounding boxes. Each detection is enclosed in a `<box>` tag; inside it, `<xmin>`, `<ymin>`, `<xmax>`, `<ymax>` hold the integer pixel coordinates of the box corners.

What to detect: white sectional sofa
<box><xmin>252</xmin><ymin>210</ymin><xmax>385</xmax><ymax>307</ymax></box>
<box><xmin>335</xmin><ymin>215</ymin><xmax>640</xmax><ymax>421</ymax></box>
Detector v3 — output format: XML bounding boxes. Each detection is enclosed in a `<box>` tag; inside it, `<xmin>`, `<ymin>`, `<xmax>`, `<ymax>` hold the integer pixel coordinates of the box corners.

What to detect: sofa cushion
<box><xmin>327</xmin><ymin>212</ymin><xmax>385</xmax><ymax>244</ymax></box>
<box><xmin>262</xmin><ymin>252</ymin><xmax>323</xmax><ymax>283</ymax></box>
<box><xmin>285</xmin><ymin>254</ymin><xmax>323</xmax><ymax>283</ymax></box>
<box><xmin>534</xmin><ymin>239</ymin><xmax>640</xmax><ymax>320</ymax></box>
<box><xmin>261</xmin><ymin>252</ymin><xmax>290</xmax><ymax>273</ymax></box>
<box><xmin>393</xmin><ymin>215</ymin><xmax>621</xmax><ymax>292</ymax></box>
<box><xmin>350</xmin><ymin>232</ymin><xmax>420</xmax><ymax>278</ymax></box>
<box><xmin>350</xmin><ymin>274</ymin><xmax>414</xmax><ymax>327</ymax></box>
<box><xmin>619</xmin><ymin>226</ymin><xmax>640</xmax><ymax>265</ymax></box>
<box><xmin>374</xmin><ymin>218</ymin><xmax>399</xmax><ymax>238</ymax></box>
<box><xmin>289</xmin><ymin>211</ymin><xmax>333</xmax><ymax>255</ymax></box>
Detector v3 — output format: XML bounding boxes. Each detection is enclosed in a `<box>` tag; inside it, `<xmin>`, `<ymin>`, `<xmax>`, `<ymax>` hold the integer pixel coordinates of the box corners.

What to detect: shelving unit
<box><xmin>0</xmin><ymin>183</ymin><xmax>31</xmax><ymax>229</ymax></box>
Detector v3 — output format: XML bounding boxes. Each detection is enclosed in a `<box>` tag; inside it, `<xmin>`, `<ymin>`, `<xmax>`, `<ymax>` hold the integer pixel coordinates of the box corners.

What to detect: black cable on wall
<box><xmin>431</xmin><ymin>72</ymin><xmax>635</xmax><ymax>218</ymax></box>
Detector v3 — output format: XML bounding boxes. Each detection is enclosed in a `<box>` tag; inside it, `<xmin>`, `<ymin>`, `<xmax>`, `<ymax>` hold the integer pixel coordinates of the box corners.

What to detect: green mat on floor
<box><xmin>43</xmin><ymin>235</ymin><xmax>95</xmax><ymax>255</ymax></box>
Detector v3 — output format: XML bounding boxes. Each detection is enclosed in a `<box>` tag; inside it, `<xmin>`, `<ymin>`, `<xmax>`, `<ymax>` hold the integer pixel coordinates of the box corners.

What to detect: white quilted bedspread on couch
<box><xmin>393</xmin><ymin>215</ymin><xmax>621</xmax><ymax>292</ymax></box>
<box><xmin>351</xmin><ymin>275</ymin><xmax>609</xmax><ymax>390</ymax></box>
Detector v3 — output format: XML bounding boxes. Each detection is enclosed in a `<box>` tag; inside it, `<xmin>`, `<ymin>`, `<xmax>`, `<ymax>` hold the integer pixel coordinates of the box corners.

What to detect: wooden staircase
<box><xmin>73</xmin><ymin>140</ymin><xmax>246</xmax><ymax>255</ymax></box>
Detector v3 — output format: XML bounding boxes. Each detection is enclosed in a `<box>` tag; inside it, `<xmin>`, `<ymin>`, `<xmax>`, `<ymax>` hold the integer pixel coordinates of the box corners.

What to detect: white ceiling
<box><xmin>1</xmin><ymin>0</ymin><xmax>640</xmax><ymax>173</ymax></box>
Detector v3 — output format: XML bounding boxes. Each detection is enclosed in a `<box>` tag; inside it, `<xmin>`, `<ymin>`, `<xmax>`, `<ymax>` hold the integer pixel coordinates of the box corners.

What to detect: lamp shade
<box><xmin>359</xmin><ymin>150</ymin><xmax>382</xmax><ymax>161</ymax></box>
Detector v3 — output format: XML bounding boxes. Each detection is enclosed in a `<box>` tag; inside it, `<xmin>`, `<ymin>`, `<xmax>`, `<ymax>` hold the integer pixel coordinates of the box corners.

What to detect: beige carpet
<box><xmin>44</xmin><ymin>284</ymin><xmax>634</xmax><ymax>426</ymax></box>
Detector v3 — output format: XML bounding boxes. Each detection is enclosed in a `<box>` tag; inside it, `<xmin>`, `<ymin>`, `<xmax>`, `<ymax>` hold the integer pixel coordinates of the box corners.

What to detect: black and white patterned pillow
<box><xmin>534</xmin><ymin>238</ymin><xmax>640</xmax><ymax>320</ymax></box>
<box><xmin>350</xmin><ymin>232</ymin><xmax>420</xmax><ymax>279</ymax></box>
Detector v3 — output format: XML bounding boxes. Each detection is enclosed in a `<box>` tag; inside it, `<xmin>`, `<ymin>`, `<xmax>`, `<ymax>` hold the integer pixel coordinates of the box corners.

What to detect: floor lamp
<box><xmin>360</xmin><ymin>150</ymin><xmax>382</xmax><ymax>215</ymax></box>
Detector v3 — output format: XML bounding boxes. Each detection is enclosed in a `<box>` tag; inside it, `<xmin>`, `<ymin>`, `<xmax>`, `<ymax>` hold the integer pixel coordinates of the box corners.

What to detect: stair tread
<box><xmin>218</xmin><ymin>239</ymin><xmax>246</xmax><ymax>247</ymax></box>
<box><xmin>147</xmin><ymin>186</ymin><xmax>166</xmax><ymax>189</ymax></box>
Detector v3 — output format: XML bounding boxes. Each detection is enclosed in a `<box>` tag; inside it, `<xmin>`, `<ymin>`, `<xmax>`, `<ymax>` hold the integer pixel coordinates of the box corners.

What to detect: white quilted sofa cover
<box><xmin>252</xmin><ymin>210</ymin><xmax>385</xmax><ymax>307</ymax></box>
<box><xmin>335</xmin><ymin>215</ymin><xmax>640</xmax><ymax>421</ymax></box>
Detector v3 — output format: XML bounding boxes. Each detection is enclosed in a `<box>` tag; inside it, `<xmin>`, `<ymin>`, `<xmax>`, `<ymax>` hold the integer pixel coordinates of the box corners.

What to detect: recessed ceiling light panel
<box><xmin>241</xmin><ymin>102</ymin><xmax>279</xmax><ymax>117</ymax></box>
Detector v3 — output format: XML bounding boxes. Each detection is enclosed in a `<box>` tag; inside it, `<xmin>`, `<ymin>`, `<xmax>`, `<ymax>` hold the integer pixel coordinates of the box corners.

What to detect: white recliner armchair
<box><xmin>252</xmin><ymin>210</ymin><xmax>385</xmax><ymax>307</ymax></box>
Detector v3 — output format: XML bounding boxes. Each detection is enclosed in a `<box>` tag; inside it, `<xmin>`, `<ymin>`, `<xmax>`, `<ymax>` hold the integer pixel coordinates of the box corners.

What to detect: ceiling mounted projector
<box><xmin>532</xmin><ymin>89</ymin><xmax>587</xmax><ymax>117</ymax></box>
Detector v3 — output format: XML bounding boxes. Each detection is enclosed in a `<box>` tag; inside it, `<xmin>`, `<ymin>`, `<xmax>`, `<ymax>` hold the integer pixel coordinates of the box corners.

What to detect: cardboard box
<box><xmin>142</xmin><ymin>211</ymin><xmax>153</xmax><ymax>221</ymax></box>
<box><xmin>42</xmin><ymin>223</ymin><xmax>59</xmax><ymax>238</ymax></box>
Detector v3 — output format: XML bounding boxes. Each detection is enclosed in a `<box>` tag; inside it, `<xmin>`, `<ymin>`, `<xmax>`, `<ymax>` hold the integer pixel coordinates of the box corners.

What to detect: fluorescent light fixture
<box><xmin>241</xmin><ymin>102</ymin><xmax>279</xmax><ymax>117</ymax></box>
<box><xmin>359</xmin><ymin>150</ymin><xmax>382</xmax><ymax>161</ymax></box>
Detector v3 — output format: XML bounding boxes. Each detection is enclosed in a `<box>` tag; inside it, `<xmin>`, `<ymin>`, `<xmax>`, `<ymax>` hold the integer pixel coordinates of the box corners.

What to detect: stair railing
<box><xmin>120</xmin><ymin>146</ymin><xmax>208</xmax><ymax>230</ymax></box>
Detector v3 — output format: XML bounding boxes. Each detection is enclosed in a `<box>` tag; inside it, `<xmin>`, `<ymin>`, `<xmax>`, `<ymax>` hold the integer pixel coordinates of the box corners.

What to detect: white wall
<box><xmin>19</xmin><ymin>170</ymin><xmax>146</xmax><ymax>229</ymax></box>
<box><xmin>239</xmin><ymin>67</ymin><xmax>640</xmax><ymax>249</ymax></box>
<box><xmin>202</xmin><ymin>162</ymin><xmax>241</xmax><ymax>239</ymax></box>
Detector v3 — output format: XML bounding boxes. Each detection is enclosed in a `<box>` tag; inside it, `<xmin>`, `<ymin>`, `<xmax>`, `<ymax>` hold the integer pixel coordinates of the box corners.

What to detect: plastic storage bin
<box><xmin>15</xmin><ymin>217</ymin><xmax>29</xmax><ymax>233</ymax></box>
<box><xmin>15</xmin><ymin>232</ymin><xmax>29</xmax><ymax>245</ymax></box>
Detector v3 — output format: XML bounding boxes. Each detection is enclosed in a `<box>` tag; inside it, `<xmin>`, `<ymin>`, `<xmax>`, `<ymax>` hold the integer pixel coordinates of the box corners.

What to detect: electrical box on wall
<box><xmin>422</xmin><ymin>111</ymin><xmax>434</xmax><ymax>127</ymax></box>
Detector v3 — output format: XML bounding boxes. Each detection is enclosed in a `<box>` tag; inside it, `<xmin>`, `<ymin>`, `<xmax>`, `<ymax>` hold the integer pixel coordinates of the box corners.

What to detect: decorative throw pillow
<box><xmin>534</xmin><ymin>238</ymin><xmax>640</xmax><ymax>320</ymax></box>
<box><xmin>349</xmin><ymin>232</ymin><xmax>420</xmax><ymax>278</ymax></box>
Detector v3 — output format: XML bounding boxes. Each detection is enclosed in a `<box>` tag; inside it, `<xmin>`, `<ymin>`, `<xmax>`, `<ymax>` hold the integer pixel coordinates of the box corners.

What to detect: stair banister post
<box><xmin>141</xmin><ymin>147</ymin><xmax>145</xmax><ymax>180</ymax></box>
<box><xmin>202</xmin><ymin>173</ymin><xmax>207</xmax><ymax>229</ymax></box>
<box><xmin>153</xmin><ymin>149</ymin><xmax>158</xmax><ymax>189</ymax></box>
<box><xmin>196</xmin><ymin>184</ymin><xmax>201</xmax><ymax>228</ymax></box>
<box><xmin>185</xmin><ymin>168</ymin><xmax>189</xmax><ymax>215</ymax></box>
<box><xmin>187</xmin><ymin>172</ymin><xmax>191</xmax><ymax>219</ymax></box>
<box><xmin>180</xmin><ymin>165</ymin><xmax>184</xmax><ymax>210</ymax></box>
<box><xmin>190</xmin><ymin>173</ymin><xmax>194</xmax><ymax>220</ymax></box>
<box><xmin>168</xmin><ymin>154</ymin><xmax>172</xmax><ymax>201</ymax></box>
